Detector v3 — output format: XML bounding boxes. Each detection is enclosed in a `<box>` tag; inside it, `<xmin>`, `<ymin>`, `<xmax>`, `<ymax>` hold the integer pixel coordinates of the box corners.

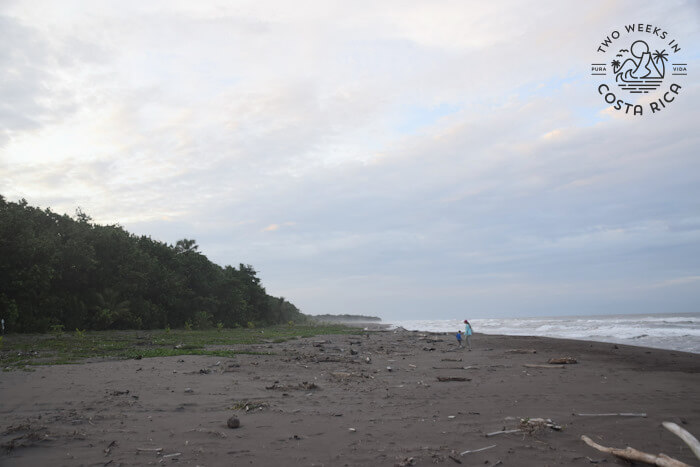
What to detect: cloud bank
<box><xmin>2</xmin><ymin>0</ymin><xmax>699</xmax><ymax>319</ymax></box>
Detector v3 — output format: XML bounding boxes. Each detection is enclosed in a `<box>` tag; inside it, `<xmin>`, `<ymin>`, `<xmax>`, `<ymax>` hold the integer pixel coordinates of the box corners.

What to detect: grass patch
<box><xmin>0</xmin><ymin>324</ymin><xmax>363</xmax><ymax>369</ymax></box>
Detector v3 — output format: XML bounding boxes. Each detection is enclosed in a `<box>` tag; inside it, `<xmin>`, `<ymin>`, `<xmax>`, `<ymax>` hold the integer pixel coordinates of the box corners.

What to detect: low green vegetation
<box><xmin>0</xmin><ymin>324</ymin><xmax>362</xmax><ymax>370</ymax></box>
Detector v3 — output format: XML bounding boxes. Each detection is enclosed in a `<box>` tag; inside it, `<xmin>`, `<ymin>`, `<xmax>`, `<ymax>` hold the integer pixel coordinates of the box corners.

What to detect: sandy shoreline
<box><xmin>1</xmin><ymin>330</ymin><xmax>699</xmax><ymax>466</ymax></box>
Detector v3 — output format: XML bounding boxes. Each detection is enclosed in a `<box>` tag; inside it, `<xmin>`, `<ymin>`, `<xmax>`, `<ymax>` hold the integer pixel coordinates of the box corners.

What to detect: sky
<box><xmin>2</xmin><ymin>1</ymin><xmax>699</xmax><ymax>321</ymax></box>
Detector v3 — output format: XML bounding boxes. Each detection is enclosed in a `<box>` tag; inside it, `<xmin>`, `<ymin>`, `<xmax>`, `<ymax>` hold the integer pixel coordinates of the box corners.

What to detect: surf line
<box><xmin>597</xmin><ymin>83</ymin><xmax>682</xmax><ymax>115</ymax></box>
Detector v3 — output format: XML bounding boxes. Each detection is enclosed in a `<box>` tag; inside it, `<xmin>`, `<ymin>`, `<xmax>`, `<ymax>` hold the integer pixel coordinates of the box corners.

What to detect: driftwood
<box><xmin>575</xmin><ymin>412</ymin><xmax>646</xmax><ymax>417</ymax></box>
<box><xmin>486</xmin><ymin>429</ymin><xmax>521</xmax><ymax>437</ymax></box>
<box><xmin>520</xmin><ymin>418</ymin><xmax>562</xmax><ymax>432</ymax></box>
<box><xmin>523</xmin><ymin>364</ymin><xmax>565</xmax><ymax>369</ymax></box>
<box><xmin>506</xmin><ymin>349</ymin><xmax>537</xmax><ymax>354</ymax></box>
<box><xmin>663</xmin><ymin>422</ymin><xmax>700</xmax><ymax>461</ymax></box>
<box><xmin>460</xmin><ymin>444</ymin><xmax>496</xmax><ymax>455</ymax></box>
<box><xmin>548</xmin><ymin>357</ymin><xmax>577</xmax><ymax>364</ymax></box>
<box><xmin>437</xmin><ymin>376</ymin><xmax>470</xmax><ymax>382</ymax></box>
<box><xmin>581</xmin><ymin>435</ymin><xmax>691</xmax><ymax>467</ymax></box>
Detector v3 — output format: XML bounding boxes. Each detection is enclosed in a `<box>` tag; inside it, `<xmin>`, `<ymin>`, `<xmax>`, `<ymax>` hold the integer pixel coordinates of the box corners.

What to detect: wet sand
<box><xmin>1</xmin><ymin>330</ymin><xmax>699</xmax><ymax>466</ymax></box>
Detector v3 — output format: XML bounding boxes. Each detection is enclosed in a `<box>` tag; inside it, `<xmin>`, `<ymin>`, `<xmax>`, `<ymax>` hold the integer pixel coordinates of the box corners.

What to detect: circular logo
<box><xmin>591</xmin><ymin>24</ymin><xmax>688</xmax><ymax>116</ymax></box>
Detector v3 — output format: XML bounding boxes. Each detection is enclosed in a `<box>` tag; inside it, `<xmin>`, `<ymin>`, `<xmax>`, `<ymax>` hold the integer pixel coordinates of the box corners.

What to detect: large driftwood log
<box><xmin>581</xmin><ymin>435</ymin><xmax>691</xmax><ymax>467</ymax></box>
<box><xmin>663</xmin><ymin>422</ymin><xmax>700</xmax><ymax>461</ymax></box>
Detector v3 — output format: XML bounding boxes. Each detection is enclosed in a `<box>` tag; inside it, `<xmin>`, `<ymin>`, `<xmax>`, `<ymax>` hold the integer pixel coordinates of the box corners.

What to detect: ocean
<box><xmin>389</xmin><ymin>313</ymin><xmax>700</xmax><ymax>354</ymax></box>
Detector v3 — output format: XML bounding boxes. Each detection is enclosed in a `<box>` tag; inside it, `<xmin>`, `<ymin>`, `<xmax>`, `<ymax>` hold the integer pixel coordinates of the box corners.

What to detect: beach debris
<box><xmin>348</xmin><ymin>427</ymin><xmax>356</xmax><ymax>432</ymax></box>
<box><xmin>486</xmin><ymin>429</ymin><xmax>521</xmax><ymax>437</ymax></box>
<box><xmin>579</xmin><ymin>457</ymin><xmax>606</xmax><ymax>464</ymax></box>
<box><xmin>548</xmin><ymin>357</ymin><xmax>577</xmax><ymax>364</ymax></box>
<box><xmin>1</xmin><ymin>423</ymin><xmax>55</xmax><ymax>451</ymax></box>
<box><xmin>490</xmin><ymin>461</ymin><xmax>503</xmax><ymax>467</ymax></box>
<box><xmin>581</xmin><ymin>435</ymin><xmax>691</xmax><ymax>467</ymax></box>
<box><xmin>519</xmin><ymin>418</ymin><xmax>562</xmax><ymax>432</ymax></box>
<box><xmin>507</xmin><ymin>349</ymin><xmax>537</xmax><ymax>354</ymax></box>
<box><xmin>230</xmin><ymin>400</ymin><xmax>268</xmax><ymax>412</ymax></box>
<box><xmin>575</xmin><ymin>412</ymin><xmax>646</xmax><ymax>417</ymax></box>
<box><xmin>104</xmin><ymin>440</ymin><xmax>117</xmax><ymax>454</ymax></box>
<box><xmin>437</xmin><ymin>376</ymin><xmax>470</xmax><ymax>382</ymax></box>
<box><xmin>460</xmin><ymin>444</ymin><xmax>496</xmax><ymax>455</ymax></box>
<box><xmin>162</xmin><ymin>452</ymin><xmax>182</xmax><ymax>459</ymax></box>
<box><xmin>396</xmin><ymin>457</ymin><xmax>416</xmax><ymax>466</ymax></box>
<box><xmin>387</xmin><ymin>366</ymin><xmax>392</xmax><ymax>372</ymax></box>
<box><xmin>136</xmin><ymin>447</ymin><xmax>163</xmax><ymax>453</ymax></box>
<box><xmin>184</xmin><ymin>388</ymin><xmax>193</xmax><ymax>393</ymax></box>
<box><xmin>331</xmin><ymin>371</ymin><xmax>371</xmax><ymax>380</ymax></box>
<box><xmin>663</xmin><ymin>422</ymin><xmax>700</xmax><ymax>461</ymax></box>
<box><xmin>447</xmin><ymin>454</ymin><xmax>462</xmax><ymax>463</ymax></box>
<box><xmin>523</xmin><ymin>364</ymin><xmax>565</xmax><ymax>369</ymax></box>
<box><xmin>441</xmin><ymin>358</ymin><xmax>463</xmax><ymax>362</ymax></box>
<box><xmin>422</xmin><ymin>347</ymin><xmax>436</xmax><ymax>351</ymax></box>
<box><xmin>199</xmin><ymin>368</ymin><xmax>211</xmax><ymax>374</ymax></box>
<box><xmin>312</xmin><ymin>356</ymin><xmax>350</xmax><ymax>363</ymax></box>
<box><xmin>265</xmin><ymin>381</ymin><xmax>318</xmax><ymax>391</ymax></box>
<box><xmin>365</xmin><ymin>356</ymin><xmax>372</xmax><ymax>364</ymax></box>
<box><xmin>227</xmin><ymin>416</ymin><xmax>241</xmax><ymax>429</ymax></box>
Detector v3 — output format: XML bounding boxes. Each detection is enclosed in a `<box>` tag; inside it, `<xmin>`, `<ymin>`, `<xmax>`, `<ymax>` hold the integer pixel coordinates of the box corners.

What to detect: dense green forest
<box><xmin>0</xmin><ymin>196</ymin><xmax>306</xmax><ymax>333</ymax></box>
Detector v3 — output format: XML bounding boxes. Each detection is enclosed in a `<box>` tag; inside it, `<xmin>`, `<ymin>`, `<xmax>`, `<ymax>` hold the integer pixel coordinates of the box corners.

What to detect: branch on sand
<box><xmin>662</xmin><ymin>422</ymin><xmax>700</xmax><ymax>461</ymax></box>
<box><xmin>580</xmin><ymin>435</ymin><xmax>691</xmax><ymax>467</ymax></box>
<box><xmin>460</xmin><ymin>444</ymin><xmax>496</xmax><ymax>455</ymax></box>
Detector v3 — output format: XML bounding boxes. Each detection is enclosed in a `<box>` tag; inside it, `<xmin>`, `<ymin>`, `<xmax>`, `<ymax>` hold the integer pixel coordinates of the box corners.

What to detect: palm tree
<box><xmin>611</xmin><ymin>59</ymin><xmax>621</xmax><ymax>72</ymax></box>
<box><xmin>92</xmin><ymin>288</ymin><xmax>131</xmax><ymax>329</ymax></box>
<box><xmin>653</xmin><ymin>49</ymin><xmax>669</xmax><ymax>77</ymax></box>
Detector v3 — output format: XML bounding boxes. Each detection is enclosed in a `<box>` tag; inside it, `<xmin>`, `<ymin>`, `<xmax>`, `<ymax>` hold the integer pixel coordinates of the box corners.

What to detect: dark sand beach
<box><xmin>1</xmin><ymin>330</ymin><xmax>699</xmax><ymax>466</ymax></box>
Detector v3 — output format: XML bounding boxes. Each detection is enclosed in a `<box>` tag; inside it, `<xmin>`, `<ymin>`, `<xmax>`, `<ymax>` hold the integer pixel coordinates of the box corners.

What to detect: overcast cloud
<box><xmin>2</xmin><ymin>0</ymin><xmax>699</xmax><ymax>320</ymax></box>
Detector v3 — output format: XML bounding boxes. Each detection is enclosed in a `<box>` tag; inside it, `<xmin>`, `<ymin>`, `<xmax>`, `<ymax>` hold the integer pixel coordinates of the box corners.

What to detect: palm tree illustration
<box><xmin>652</xmin><ymin>49</ymin><xmax>669</xmax><ymax>77</ymax></box>
<box><xmin>611</xmin><ymin>59</ymin><xmax>621</xmax><ymax>72</ymax></box>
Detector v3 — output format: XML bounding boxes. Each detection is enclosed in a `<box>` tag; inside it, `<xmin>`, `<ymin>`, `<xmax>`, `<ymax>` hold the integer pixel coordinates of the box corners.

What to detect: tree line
<box><xmin>0</xmin><ymin>196</ymin><xmax>306</xmax><ymax>333</ymax></box>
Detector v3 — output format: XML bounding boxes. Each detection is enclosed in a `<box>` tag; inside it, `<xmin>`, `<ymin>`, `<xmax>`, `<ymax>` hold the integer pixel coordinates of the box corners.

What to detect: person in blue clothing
<box><xmin>455</xmin><ymin>330</ymin><xmax>463</xmax><ymax>348</ymax></box>
<box><xmin>463</xmin><ymin>320</ymin><xmax>473</xmax><ymax>350</ymax></box>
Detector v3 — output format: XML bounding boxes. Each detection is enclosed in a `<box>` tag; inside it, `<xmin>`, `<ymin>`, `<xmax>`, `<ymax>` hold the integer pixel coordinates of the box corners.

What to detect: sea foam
<box><xmin>389</xmin><ymin>313</ymin><xmax>700</xmax><ymax>354</ymax></box>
